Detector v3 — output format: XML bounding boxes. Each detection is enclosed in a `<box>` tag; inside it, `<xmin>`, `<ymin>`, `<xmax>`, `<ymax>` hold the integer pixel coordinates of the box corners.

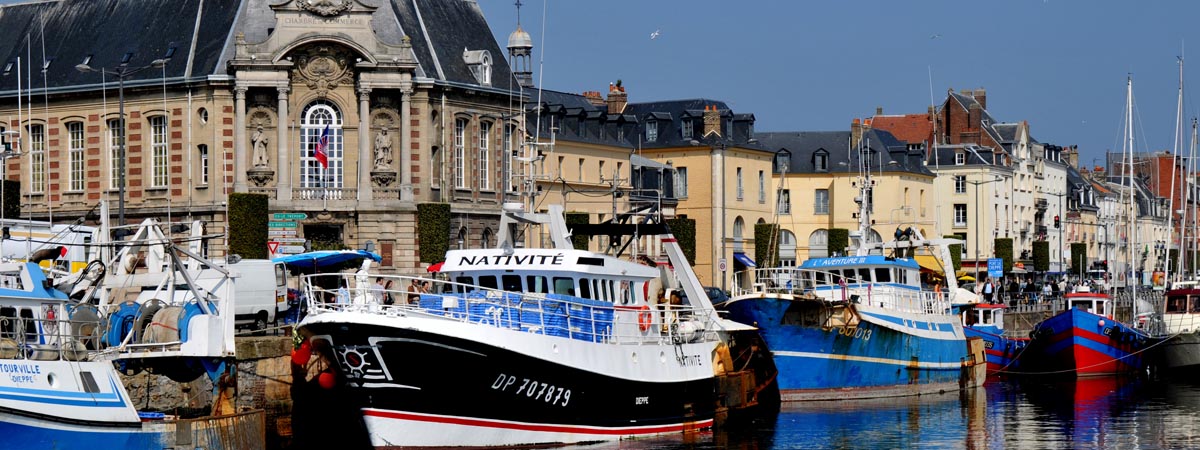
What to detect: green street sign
<box><xmin>271</xmin><ymin>213</ymin><xmax>308</xmax><ymax>220</ymax></box>
<box><xmin>268</xmin><ymin>221</ymin><xmax>298</xmax><ymax>228</ymax></box>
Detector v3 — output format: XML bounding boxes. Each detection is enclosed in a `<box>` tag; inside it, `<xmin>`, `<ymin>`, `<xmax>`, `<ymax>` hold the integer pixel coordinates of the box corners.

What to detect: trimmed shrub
<box><xmin>994</xmin><ymin>238</ymin><xmax>1013</xmax><ymax>274</ymax></box>
<box><xmin>564</xmin><ymin>212</ymin><xmax>590</xmax><ymax>251</ymax></box>
<box><xmin>417</xmin><ymin>203</ymin><xmax>451</xmax><ymax>263</ymax></box>
<box><xmin>665</xmin><ymin>216</ymin><xmax>697</xmax><ymax>265</ymax></box>
<box><xmin>828</xmin><ymin>228</ymin><xmax>849</xmax><ymax>257</ymax></box>
<box><xmin>1071</xmin><ymin>242</ymin><xmax>1088</xmax><ymax>274</ymax></box>
<box><xmin>945</xmin><ymin>234</ymin><xmax>964</xmax><ymax>271</ymax></box>
<box><xmin>1033</xmin><ymin>240</ymin><xmax>1050</xmax><ymax>272</ymax></box>
<box><xmin>754</xmin><ymin>223</ymin><xmax>779</xmax><ymax>268</ymax></box>
<box><xmin>1</xmin><ymin>180</ymin><xmax>17</xmax><ymax>219</ymax></box>
<box><xmin>228</xmin><ymin>193</ymin><xmax>269</xmax><ymax>259</ymax></box>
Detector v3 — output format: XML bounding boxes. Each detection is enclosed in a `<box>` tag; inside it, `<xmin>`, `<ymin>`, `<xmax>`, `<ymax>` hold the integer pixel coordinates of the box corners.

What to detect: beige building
<box><xmin>0</xmin><ymin>0</ymin><xmax>534</xmax><ymax>271</ymax></box>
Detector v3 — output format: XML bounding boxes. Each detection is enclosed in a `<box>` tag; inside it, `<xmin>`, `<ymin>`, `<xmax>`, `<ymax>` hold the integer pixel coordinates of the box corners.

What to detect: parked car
<box><xmin>704</xmin><ymin>286</ymin><xmax>729</xmax><ymax>305</ymax></box>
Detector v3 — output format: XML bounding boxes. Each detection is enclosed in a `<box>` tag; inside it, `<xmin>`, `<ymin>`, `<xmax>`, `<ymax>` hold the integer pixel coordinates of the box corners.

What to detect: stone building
<box><xmin>0</xmin><ymin>0</ymin><xmax>527</xmax><ymax>271</ymax></box>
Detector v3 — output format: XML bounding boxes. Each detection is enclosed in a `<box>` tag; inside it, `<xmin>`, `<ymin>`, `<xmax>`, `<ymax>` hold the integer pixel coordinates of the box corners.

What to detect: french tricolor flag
<box><xmin>313</xmin><ymin>124</ymin><xmax>330</xmax><ymax>169</ymax></box>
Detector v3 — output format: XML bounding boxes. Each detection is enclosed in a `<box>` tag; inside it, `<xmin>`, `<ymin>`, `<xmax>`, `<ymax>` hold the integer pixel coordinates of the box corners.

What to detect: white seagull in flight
<box><xmin>650</xmin><ymin>29</ymin><xmax>661</xmax><ymax>40</ymax></box>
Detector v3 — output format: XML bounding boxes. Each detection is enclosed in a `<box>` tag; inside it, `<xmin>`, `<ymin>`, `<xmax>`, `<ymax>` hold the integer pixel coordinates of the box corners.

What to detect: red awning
<box><xmin>427</xmin><ymin>262</ymin><xmax>444</xmax><ymax>273</ymax></box>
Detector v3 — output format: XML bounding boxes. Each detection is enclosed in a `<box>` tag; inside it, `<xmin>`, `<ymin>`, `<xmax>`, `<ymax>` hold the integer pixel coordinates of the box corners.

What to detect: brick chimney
<box><xmin>1063</xmin><ymin>145</ymin><xmax>1079</xmax><ymax>168</ymax></box>
<box><xmin>851</xmin><ymin>118</ymin><xmax>863</xmax><ymax>148</ymax></box>
<box><xmin>968</xmin><ymin>103</ymin><xmax>981</xmax><ymax>128</ymax></box>
<box><xmin>703</xmin><ymin>105</ymin><xmax>721</xmax><ymax>137</ymax></box>
<box><xmin>973</xmin><ymin>88</ymin><xmax>987</xmax><ymax>110</ymax></box>
<box><xmin>582</xmin><ymin>91</ymin><xmax>604</xmax><ymax>107</ymax></box>
<box><xmin>606</xmin><ymin>82</ymin><xmax>627</xmax><ymax>114</ymax></box>
<box><xmin>876</xmin><ymin>106</ymin><xmax>883</xmax><ymax>115</ymax></box>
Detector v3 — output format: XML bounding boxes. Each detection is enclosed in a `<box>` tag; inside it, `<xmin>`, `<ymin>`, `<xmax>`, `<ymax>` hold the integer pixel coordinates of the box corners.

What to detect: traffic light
<box><xmin>1054</xmin><ymin>215</ymin><xmax>1061</xmax><ymax>228</ymax></box>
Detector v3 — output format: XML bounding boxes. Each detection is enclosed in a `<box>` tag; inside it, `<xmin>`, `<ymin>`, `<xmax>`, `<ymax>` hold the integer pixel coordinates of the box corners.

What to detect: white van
<box><xmin>225</xmin><ymin>259</ymin><xmax>288</xmax><ymax>331</ymax></box>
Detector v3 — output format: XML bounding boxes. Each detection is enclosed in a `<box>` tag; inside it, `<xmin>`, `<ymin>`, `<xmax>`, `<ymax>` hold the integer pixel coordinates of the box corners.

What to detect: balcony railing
<box><xmin>295</xmin><ymin>188</ymin><xmax>357</xmax><ymax>201</ymax></box>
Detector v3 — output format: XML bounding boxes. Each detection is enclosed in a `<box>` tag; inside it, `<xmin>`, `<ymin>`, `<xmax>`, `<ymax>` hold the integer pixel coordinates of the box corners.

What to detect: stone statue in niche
<box><xmin>251</xmin><ymin>125</ymin><xmax>270</xmax><ymax>168</ymax></box>
<box><xmin>374</xmin><ymin>128</ymin><xmax>393</xmax><ymax>170</ymax></box>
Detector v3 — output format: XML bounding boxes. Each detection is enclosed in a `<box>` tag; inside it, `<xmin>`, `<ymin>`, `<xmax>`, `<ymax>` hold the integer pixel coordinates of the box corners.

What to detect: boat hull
<box><xmin>1026</xmin><ymin>308</ymin><xmax>1151</xmax><ymax>376</ymax></box>
<box><xmin>1159</xmin><ymin>331</ymin><xmax>1200</xmax><ymax>372</ymax></box>
<box><xmin>963</xmin><ymin>327</ymin><xmax>1028</xmax><ymax>375</ymax></box>
<box><xmin>722</xmin><ymin>296</ymin><xmax>970</xmax><ymax>401</ymax></box>
<box><xmin>300</xmin><ymin>314</ymin><xmax>716</xmax><ymax>448</ymax></box>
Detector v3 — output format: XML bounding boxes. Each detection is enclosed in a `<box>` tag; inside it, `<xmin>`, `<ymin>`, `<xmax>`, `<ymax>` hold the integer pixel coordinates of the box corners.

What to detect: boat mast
<box><xmin>855</xmin><ymin>135</ymin><xmax>873</xmax><ymax>256</ymax></box>
<box><xmin>1125</xmin><ymin>76</ymin><xmax>1138</xmax><ymax>304</ymax></box>
<box><xmin>1189</xmin><ymin>119</ymin><xmax>1199</xmax><ymax>278</ymax></box>
<box><xmin>1168</xmin><ymin>57</ymin><xmax>1183</xmax><ymax>283</ymax></box>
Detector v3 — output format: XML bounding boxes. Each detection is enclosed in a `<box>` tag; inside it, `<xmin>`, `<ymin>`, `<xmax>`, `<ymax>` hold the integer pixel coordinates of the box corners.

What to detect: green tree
<box><xmin>228</xmin><ymin>193</ymin><xmax>269</xmax><ymax>259</ymax></box>
<box><xmin>417</xmin><ymin>203</ymin><xmax>451</xmax><ymax>263</ymax></box>
<box><xmin>994</xmin><ymin>238</ymin><xmax>1013</xmax><ymax>274</ymax></box>
<box><xmin>666</xmin><ymin>216</ymin><xmax>697</xmax><ymax>265</ymax></box>
<box><xmin>754</xmin><ymin>223</ymin><xmax>779</xmax><ymax>268</ymax></box>
<box><xmin>1071</xmin><ymin>242</ymin><xmax>1088</xmax><ymax>275</ymax></box>
<box><xmin>1033</xmin><ymin>240</ymin><xmax>1050</xmax><ymax>272</ymax></box>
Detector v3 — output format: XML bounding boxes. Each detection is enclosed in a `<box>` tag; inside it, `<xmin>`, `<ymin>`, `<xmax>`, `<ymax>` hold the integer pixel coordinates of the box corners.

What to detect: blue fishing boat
<box><xmin>1024</xmin><ymin>291</ymin><xmax>1153</xmax><ymax>376</ymax></box>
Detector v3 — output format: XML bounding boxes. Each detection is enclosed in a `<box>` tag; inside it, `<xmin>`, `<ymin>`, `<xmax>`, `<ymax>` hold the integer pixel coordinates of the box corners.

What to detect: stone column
<box><xmin>276</xmin><ymin>87</ymin><xmax>291</xmax><ymax>201</ymax></box>
<box><xmin>400</xmin><ymin>88</ymin><xmax>413</xmax><ymax>201</ymax></box>
<box><xmin>357</xmin><ymin>88</ymin><xmax>372</xmax><ymax>201</ymax></box>
<box><xmin>234</xmin><ymin>86</ymin><xmax>248</xmax><ymax>192</ymax></box>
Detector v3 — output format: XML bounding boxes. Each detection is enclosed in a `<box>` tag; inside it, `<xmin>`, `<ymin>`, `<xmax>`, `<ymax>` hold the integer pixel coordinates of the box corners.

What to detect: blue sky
<box><xmin>477</xmin><ymin>0</ymin><xmax>1200</xmax><ymax>167</ymax></box>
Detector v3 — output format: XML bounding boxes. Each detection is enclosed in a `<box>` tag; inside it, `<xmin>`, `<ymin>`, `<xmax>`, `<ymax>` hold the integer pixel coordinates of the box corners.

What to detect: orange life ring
<box><xmin>638</xmin><ymin>305</ymin><xmax>653</xmax><ymax>332</ymax></box>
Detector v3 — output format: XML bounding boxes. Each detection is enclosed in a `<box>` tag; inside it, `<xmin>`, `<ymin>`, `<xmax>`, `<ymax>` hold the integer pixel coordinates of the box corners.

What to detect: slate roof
<box><xmin>623</xmin><ymin>98</ymin><xmax>763</xmax><ymax>150</ymax></box>
<box><xmin>754</xmin><ymin>128</ymin><xmax>932</xmax><ymax>177</ymax></box>
<box><xmin>525</xmin><ymin>89</ymin><xmax>636</xmax><ymax>148</ymax></box>
<box><xmin>928</xmin><ymin>143</ymin><xmax>1000</xmax><ymax>167</ymax></box>
<box><xmin>0</xmin><ymin>0</ymin><xmax>516</xmax><ymax>96</ymax></box>
<box><xmin>947</xmin><ymin>90</ymin><xmax>1006</xmax><ymax>149</ymax></box>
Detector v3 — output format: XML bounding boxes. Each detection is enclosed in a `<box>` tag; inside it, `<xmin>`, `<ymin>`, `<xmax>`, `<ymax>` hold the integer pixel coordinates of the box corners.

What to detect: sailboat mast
<box><xmin>1190</xmin><ymin>119</ymin><xmax>1199</xmax><ymax>277</ymax></box>
<box><xmin>1126</xmin><ymin>76</ymin><xmax>1138</xmax><ymax>301</ymax></box>
<box><xmin>1167</xmin><ymin>57</ymin><xmax>1183</xmax><ymax>283</ymax></box>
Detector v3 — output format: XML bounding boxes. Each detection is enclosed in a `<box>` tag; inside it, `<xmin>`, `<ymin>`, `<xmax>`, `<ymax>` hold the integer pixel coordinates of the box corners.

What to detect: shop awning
<box><xmin>732</xmin><ymin>252</ymin><xmax>757</xmax><ymax>268</ymax></box>
<box><xmin>914</xmin><ymin>255</ymin><xmax>945</xmax><ymax>273</ymax></box>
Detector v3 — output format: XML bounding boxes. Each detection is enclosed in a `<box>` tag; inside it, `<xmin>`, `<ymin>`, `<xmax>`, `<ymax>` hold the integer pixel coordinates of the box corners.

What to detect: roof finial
<box><xmin>515</xmin><ymin>0</ymin><xmax>523</xmax><ymax>27</ymax></box>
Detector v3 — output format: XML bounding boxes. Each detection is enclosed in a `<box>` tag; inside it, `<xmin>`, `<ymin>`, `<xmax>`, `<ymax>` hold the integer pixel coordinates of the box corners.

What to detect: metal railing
<box><xmin>0</xmin><ymin>315</ymin><xmax>96</xmax><ymax>362</ymax></box>
<box><xmin>731</xmin><ymin>268</ymin><xmax>951</xmax><ymax>316</ymax></box>
<box><xmin>301</xmin><ymin>273</ymin><xmax>721</xmax><ymax>345</ymax></box>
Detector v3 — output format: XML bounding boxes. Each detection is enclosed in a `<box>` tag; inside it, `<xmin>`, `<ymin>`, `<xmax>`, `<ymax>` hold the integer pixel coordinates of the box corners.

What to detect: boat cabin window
<box><xmin>579</xmin><ymin>278</ymin><xmax>593</xmax><ymax>299</ymax></box>
<box><xmin>0</xmin><ymin>306</ymin><xmax>15</xmax><ymax>339</ymax></box>
<box><xmin>454</xmin><ymin>276</ymin><xmax>475</xmax><ymax>293</ymax></box>
<box><xmin>527</xmin><ymin>275</ymin><xmax>549</xmax><ymax>293</ymax></box>
<box><xmin>621</xmin><ymin>282</ymin><xmax>633</xmax><ymax>305</ymax></box>
<box><xmin>1167</xmin><ymin>295</ymin><xmax>1188</xmax><ymax>313</ymax></box>
<box><xmin>858</xmin><ymin>268</ymin><xmax>871</xmax><ymax>283</ymax></box>
<box><xmin>874</xmin><ymin>268</ymin><xmax>891</xmax><ymax>283</ymax></box>
<box><xmin>980</xmin><ymin>309</ymin><xmax>994</xmax><ymax>325</ymax></box>
<box><xmin>813</xmin><ymin>271</ymin><xmax>827</xmax><ymax>285</ymax></box>
<box><xmin>19</xmin><ymin>307</ymin><xmax>35</xmax><ymax>343</ymax></box>
<box><xmin>1192</xmin><ymin>297</ymin><xmax>1200</xmax><ymax>313</ymax></box>
<box><xmin>478</xmin><ymin>275</ymin><xmax>498</xmax><ymax>290</ymax></box>
<box><xmin>553</xmin><ymin>277</ymin><xmax>574</xmax><ymax>296</ymax></box>
<box><xmin>502</xmin><ymin>275</ymin><xmax>522</xmax><ymax>292</ymax></box>
<box><xmin>1069</xmin><ymin>300</ymin><xmax>1095</xmax><ymax>313</ymax></box>
<box><xmin>829</xmin><ymin>271</ymin><xmax>842</xmax><ymax>285</ymax></box>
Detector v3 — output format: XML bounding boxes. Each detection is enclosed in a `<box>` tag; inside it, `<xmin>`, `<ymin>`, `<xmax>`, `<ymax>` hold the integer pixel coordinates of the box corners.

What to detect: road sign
<box><xmin>278</xmin><ymin>245</ymin><xmax>306</xmax><ymax>254</ymax></box>
<box><xmin>987</xmin><ymin>258</ymin><xmax>1003</xmax><ymax>279</ymax></box>
<box><xmin>268</xmin><ymin>230</ymin><xmax>298</xmax><ymax>237</ymax></box>
<box><xmin>268</xmin><ymin>221</ymin><xmax>298</xmax><ymax>228</ymax></box>
<box><xmin>718</xmin><ymin>258</ymin><xmax>727</xmax><ymax>272</ymax></box>
<box><xmin>276</xmin><ymin>237</ymin><xmax>307</xmax><ymax>244</ymax></box>
<box><xmin>267</xmin><ymin>241</ymin><xmax>281</xmax><ymax>254</ymax></box>
<box><xmin>272</xmin><ymin>213</ymin><xmax>308</xmax><ymax>220</ymax></box>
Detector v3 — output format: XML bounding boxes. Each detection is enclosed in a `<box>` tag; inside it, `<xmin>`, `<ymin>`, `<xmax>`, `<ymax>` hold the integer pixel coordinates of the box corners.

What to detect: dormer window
<box><xmin>955</xmin><ymin>152</ymin><xmax>966</xmax><ymax>165</ymax></box>
<box><xmin>646</xmin><ymin>120</ymin><xmax>658</xmax><ymax>142</ymax></box>
<box><xmin>682</xmin><ymin>120</ymin><xmax>693</xmax><ymax>140</ymax></box>
<box><xmin>814</xmin><ymin>150</ymin><xmax>828</xmax><ymax>171</ymax></box>
<box><xmin>775</xmin><ymin>151</ymin><xmax>791</xmax><ymax>172</ymax></box>
<box><xmin>463</xmin><ymin>49</ymin><xmax>493</xmax><ymax>86</ymax></box>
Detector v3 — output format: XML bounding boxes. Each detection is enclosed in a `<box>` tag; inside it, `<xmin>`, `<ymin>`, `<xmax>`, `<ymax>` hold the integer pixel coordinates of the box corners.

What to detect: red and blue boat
<box><xmin>953</xmin><ymin>302</ymin><xmax>1029</xmax><ymax>375</ymax></box>
<box><xmin>1025</xmin><ymin>291</ymin><xmax>1153</xmax><ymax>376</ymax></box>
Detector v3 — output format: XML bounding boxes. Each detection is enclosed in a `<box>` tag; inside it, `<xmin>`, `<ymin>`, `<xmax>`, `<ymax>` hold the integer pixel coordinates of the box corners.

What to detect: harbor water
<box><xmin>560</xmin><ymin>377</ymin><xmax>1200</xmax><ymax>450</ymax></box>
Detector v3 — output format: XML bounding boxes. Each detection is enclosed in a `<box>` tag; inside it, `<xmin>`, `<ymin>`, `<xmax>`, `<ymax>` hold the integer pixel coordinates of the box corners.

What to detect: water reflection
<box><xmin>566</xmin><ymin>378</ymin><xmax>1200</xmax><ymax>449</ymax></box>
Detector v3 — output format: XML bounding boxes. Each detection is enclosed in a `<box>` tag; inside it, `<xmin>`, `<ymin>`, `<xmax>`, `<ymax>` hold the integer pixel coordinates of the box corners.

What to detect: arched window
<box><xmin>780</xmin><ymin>229</ymin><xmax>797</xmax><ymax>266</ymax></box>
<box><xmin>458</xmin><ymin>227</ymin><xmax>468</xmax><ymax>249</ymax></box>
<box><xmin>300</xmin><ymin>100</ymin><xmax>344</xmax><ymax>190</ymax></box>
<box><xmin>733</xmin><ymin>216</ymin><xmax>745</xmax><ymax>251</ymax></box>
<box><xmin>809</xmin><ymin>229</ymin><xmax>828</xmax><ymax>258</ymax></box>
<box><xmin>481</xmin><ymin>228</ymin><xmax>494</xmax><ymax>249</ymax></box>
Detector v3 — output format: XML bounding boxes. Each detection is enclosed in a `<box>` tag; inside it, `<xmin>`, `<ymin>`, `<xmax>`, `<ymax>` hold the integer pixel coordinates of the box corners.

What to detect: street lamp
<box><xmin>75</xmin><ymin>58</ymin><xmax>167</xmax><ymax>226</ymax></box>
<box><xmin>967</xmin><ymin>175</ymin><xmax>1004</xmax><ymax>283</ymax></box>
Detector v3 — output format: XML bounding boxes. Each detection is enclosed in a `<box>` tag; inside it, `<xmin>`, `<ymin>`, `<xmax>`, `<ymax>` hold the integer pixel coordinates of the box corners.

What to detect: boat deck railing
<box><xmin>731</xmin><ymin>268</ymin><xmax>951</xmax><ymax>315</ymax></box>
<box><xmin>0</xmin><ymin>314</ymin><xmax>96</xmax><ymax>362</ymax></box>
<box><xmin>301</xmin><ymin>273</ymin><xmax>721</xmax><ymax>345</ymax></box>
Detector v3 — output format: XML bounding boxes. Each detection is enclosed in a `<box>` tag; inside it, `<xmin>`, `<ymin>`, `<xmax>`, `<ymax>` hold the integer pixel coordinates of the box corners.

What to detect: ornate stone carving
<box><xmin>371</xmin><ymin>170</ymin><xmax>396</xmax><ymax>188</ymax></box>
<box><xmin>299</xmin><ymin>0</ymin><xmax>352</xmax><ymax>17</ymax></box>
<box><xmin>248</xmin><ymin>167</ymin><xmax>275</xmax><ymax>187</ymax></box>
<box><xmin>249</xmin><ymin>109</ymin><xmax>273</xmax><ymax>128</ymax></box>
<box><xmin>292</xmin><ymin>45</ymin><xmax>356</xmax><ymax>97</ymax></box>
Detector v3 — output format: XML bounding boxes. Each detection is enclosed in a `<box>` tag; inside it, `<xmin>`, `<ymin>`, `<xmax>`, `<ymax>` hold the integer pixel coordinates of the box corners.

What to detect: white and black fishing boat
<box><xmin>296</xmin><ymin>201</ymin><xmax>743</xmax><ymax>448</ymax></box>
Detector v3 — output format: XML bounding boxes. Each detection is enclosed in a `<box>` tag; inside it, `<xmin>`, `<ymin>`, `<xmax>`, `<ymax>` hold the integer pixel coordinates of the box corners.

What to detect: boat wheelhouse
<box><xmin>953</xmin><ymin>302</ymin><xmax>1028</xmax><ymax>375</ymax></box>
<box><xmin>1158</xmin><ymin>285</ymin><xmax>1200</xmax><ymax>372</ymax></box>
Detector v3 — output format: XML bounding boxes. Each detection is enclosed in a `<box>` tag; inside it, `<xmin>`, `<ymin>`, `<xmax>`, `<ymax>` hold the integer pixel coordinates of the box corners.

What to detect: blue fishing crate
<box><xmin>419</xmin><ymin>293</ymin><xmax>467</xmax><ymax>319</ymax></box>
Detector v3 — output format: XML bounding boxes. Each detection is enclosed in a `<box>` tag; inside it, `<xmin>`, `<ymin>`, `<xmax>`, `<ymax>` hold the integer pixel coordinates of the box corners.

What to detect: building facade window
<box><xmin>29</xmin><ymin>124</ymin><xmax>44</xmax><ymax>193</ymax></box>
<box><xmin>454</xmin><ymin>118</ymin><xmax>467</xmax><ymax>189</ymax></box>
<box><xmin>479</xmin><ymin>121</ymin><xmax>491</xmax><ymax>189</ymax></box>
<box><xmin>779</xmin><ymin>229</ymin><xmax>797</xmax><ymax>266</ymax></box>
<box><xmin>682</xmin><ymin>120</ymin><xmax>693</xmax><ymax>140</ymax></box>
<box><xmin>300</xmin><ymin>100</ymin><xmax>344</xmax><ymax>189</ymax></box>
<box><xmin>578</xmin><ymin>158</ymin><xmax>584</xmax><ymax>182</ymax></box>
<box><xmin>67</xmin><ymin>122</ymin><xmax>85</xmax><ymax>192</ymax></box>
<box><xmin>955</xmin><ymin>152</ymin><xmax>966</xmax><ymax>165</ymax></box>
<box><xmin>675</xmin><ymin>167</ymin><xmax>688</xmax><ymax>198</ymax></box>
<box><xmin>736</xmin><ymin>167</ymin><xmax>743</xmax><ymax>200</ymax></box>
<box><xmin>954</xmin><ymin>175</ymin><xmax>966</xmax><ymax>193</ymax></box>
<box><xmin>954</xmin><ymin>203</ymin><xmax>968</xmax><ymax>226</ymax></box>
<box><xmin>198</xmin><ymin>144</ymin><xmax>209</xmax><ymax>185</ymax></box>
<box><xmin>808</xmin><ymin>229</ymin><xmax>828</xmax><ymax>258</ymax></box>
<box><xmin>107</xmin><ymin>119</ymin><xmax>121</xmax><ymax>190</ymax></box>
<box><xmin>504</xmin><ymin>124</ymin><xmax>517</xmax><ymax>192</ymax></box>
<box><xmin>646</xmin><ymin>120</ymin><xmax>657</xmax><ymax>142</ymax></box>
<box><xmin>149</xmin><ymin>116</ymin><xmax>168</xmax><ymax>188</ymax></box>
<box><xmin>815</xmin><ymin>152</ymin><xmax>827</xmax><ymax>171</ymax></box>
<box><xmin>778</xmin><ymin>189</ymin><xmax>791</xmax><ymax>214</ymax></box>
<box><xmin>733</xmin><ymin>216</ymin><xmax>745</xmax><ymax>251</ymax></box>
<box><xmin>814</xmin><ymin>189</ymin><xmax>829</xmax><ymax>214</ymax></box>
<box><xmin>758</xmin><ymin>170</ymin><xmax>765</xmax><ymax>203</ymax></box>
